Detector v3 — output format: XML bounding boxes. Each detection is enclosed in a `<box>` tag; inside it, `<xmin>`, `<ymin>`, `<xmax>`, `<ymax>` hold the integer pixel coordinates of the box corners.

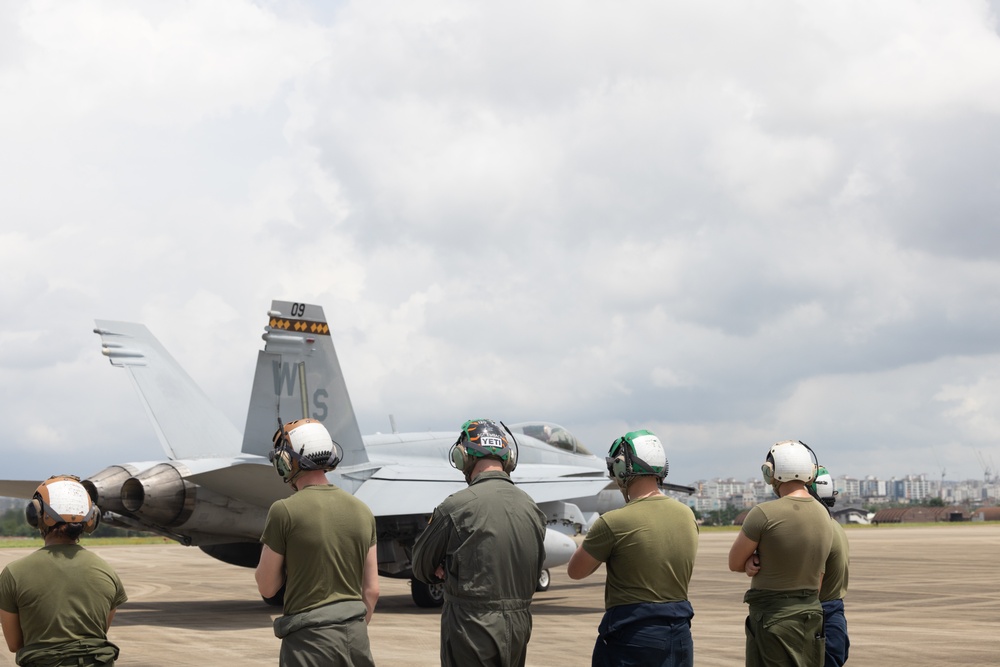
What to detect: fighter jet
<box><xmin>2</xmin><ymin>300</ymin><xmax>621</xmax><ymax>607</ymax></box>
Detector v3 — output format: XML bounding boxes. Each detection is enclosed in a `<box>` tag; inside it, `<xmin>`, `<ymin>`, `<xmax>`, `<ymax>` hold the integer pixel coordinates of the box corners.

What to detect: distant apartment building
<box><xmin>676</xmin><ymin>471</ymin><xmax>997</xmax><ymax>515</ymax></box>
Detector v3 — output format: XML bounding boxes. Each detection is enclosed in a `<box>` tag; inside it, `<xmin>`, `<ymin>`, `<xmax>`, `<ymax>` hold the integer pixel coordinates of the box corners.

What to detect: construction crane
<box><xmin>975</xmin><ymin>450</ymin><xmax>996</xmax><ymax>485</ymax></box>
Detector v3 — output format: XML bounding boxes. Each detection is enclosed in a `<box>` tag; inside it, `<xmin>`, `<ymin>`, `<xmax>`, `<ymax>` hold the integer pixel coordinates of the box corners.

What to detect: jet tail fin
<box><xmin>240</xmin><ymin>301</ymin><xmax>368</xmax><ymax>466</ymax></box>
<box><xmin>94</xmin><ymin>321</ymin><xmax>242</xmax><ymax>460</ymax></box>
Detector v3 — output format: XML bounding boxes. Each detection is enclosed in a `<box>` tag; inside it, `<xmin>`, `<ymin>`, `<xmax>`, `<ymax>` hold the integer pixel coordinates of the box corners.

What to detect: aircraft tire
<box><xmin>411</xmin><ymin>577</ymin><xmax>445</xmax><ymax>608</ymax></box>
<box><xmin>536</xmin><ymin>569</ymin><xmax>551</xmax><ymax>592</ymax></box>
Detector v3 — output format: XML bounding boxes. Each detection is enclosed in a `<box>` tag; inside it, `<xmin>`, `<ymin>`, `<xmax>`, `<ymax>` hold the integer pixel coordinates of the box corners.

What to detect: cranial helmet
<box><xmin>26</xmin><ymin>475</ymin><xmax>101</xmax><ymax>535</ymax></box>
<box><xmin>606</xmin><ymin>430</ymin><xmax>668</xmax><ymax>487</ymax></box>
<box><xmin>449</xmin><ymin>419</ymin><xmax>517</xmax><ymax>475</ymax></box>
<box><xmin>761</xmin><ymin>440</ymin><xmax>818</xmax><ymax>486</ymax></box>
<box><xmin>810</xmin><ymin>466</ymin><xmax>838</xmax><ymax>507</ymax></box>
<box><xmin>270</xmin><ymin>418</ymin><xmax>343</xmax><ymax>484</ymax></box>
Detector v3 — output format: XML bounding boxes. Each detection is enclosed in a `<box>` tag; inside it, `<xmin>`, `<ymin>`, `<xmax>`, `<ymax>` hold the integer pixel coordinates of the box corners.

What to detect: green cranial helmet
<box><xmin>606</xmin><ymin>429</ymin><xmax>668</xmax><ymax>485</ymax></box>
<box><xmin>810</xmin><ymin>465</ymin><xmax>837</xmax><ymax>507</ymax></box>
<box><xmin>450</xmin><ymin>418</ymin><xmax>517</xmax><ymax>474</ymax></box>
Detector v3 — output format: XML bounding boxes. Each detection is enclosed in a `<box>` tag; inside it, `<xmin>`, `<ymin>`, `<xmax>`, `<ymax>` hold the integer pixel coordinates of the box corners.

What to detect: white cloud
<box><xmin>2</xmin><ymin>0</ymin><xmax>1000</xmax><ymax>485</ymax></box>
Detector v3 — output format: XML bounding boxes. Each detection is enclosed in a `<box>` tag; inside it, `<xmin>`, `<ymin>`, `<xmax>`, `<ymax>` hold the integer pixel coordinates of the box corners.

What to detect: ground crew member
<box><xmin>810</xmin><ymin>466</ymin><xmax>850</xmax><ymax>666</ymax></box>
<box><xmin>729</xmin><ymin>440</ymin><xmax>833</xmax><ymax>667</ymax></box>
<box><xmin>256</xmin><ymin>419</ymin><xmax>379</xmax><ymax>667</ymax></box>
<box><xmin>567</xmin><ymin>429</ymin><xmax>699</xmax><ymax>667</ymax></box>
<box><xmin>411</xmin><ymin>418</ymin><xmax>546</xmax><ymax>667</ymax></box>
<box><xmin>0</xmin><ymin>475</ymin><xmax>127</xmax><ymax>666</ymax></box>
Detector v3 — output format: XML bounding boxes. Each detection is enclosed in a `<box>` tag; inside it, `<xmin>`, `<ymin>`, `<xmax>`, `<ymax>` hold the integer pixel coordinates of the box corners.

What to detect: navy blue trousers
<box><xmin>821</xmin><ymin>599</ymin><xmax>850</xmax><ymax>666</ymax></box>
<box><xmin>592</xmin><ymin>601</ymin><xmax>694</xmax><ymax>667</ymax></box>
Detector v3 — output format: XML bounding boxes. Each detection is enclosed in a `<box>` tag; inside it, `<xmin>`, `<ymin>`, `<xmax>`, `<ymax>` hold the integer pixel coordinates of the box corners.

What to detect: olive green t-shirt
<box><xmin>819</xmin><ymin>519</ymin><xmax>849</xmax><ymax>601</ymax></box>
<box><xmin>260</xmin><ymin>485</ymin><xmax>377</xmax><ymax>615</ymax></box>
<box><xmin>582</xmin><ymin>494</ymin><xmax>699</xmax><ymax>609</ymax></box>
<box><xmin>0</xmin><ymin>545</ymin><xmax>127</xmax><ymax>650</ymax></box>
<box><xmin>741</xmin><ymin>495</ymin><xmax>833</xmax><ymax>592</ymax></box>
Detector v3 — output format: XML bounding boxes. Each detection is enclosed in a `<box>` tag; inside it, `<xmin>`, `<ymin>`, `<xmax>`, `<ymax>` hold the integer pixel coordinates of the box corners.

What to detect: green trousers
<box><xmin>274</xmin><ymin>600</ymin><xmax>374</xmax><ymax>667</ymax></box>
<box><xmin>743</xmin><ymin>589</ymin><xmax>824</xmax><ymax>667</ymax></box>
<box><xmin>440</xmin><ymin>597</ymin><xmax>532</xmax><ymax>667</ymax></box>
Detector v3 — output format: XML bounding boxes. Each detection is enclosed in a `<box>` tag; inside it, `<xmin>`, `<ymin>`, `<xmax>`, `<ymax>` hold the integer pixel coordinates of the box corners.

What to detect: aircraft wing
<box><xmin>352</xmin><ymin>465</ymin><xmax>610</xmax><ymax>516</ymax></box>
<box><xmin>353</xmin><ymin>481</ymin><xmax>463</xmax><ymax>516</ymax></box>
<box><xmin>184</xmin><ymin>462</ymin><xmax>291</xmax><ymax>509</ymax></box>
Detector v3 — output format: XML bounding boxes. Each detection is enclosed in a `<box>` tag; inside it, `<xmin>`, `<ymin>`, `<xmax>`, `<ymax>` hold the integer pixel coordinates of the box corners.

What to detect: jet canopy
<box><xmin>507</xmin><ymin>422</ymin><xmax>593</xmax><ymax>456</ymax></box>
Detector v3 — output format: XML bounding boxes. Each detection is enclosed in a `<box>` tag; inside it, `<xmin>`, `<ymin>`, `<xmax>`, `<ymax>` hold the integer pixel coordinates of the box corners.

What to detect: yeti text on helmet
<box><xmin>449</xmin><ymin>418</ymin><xmax>518</xmax><ymax>475</ymax></box>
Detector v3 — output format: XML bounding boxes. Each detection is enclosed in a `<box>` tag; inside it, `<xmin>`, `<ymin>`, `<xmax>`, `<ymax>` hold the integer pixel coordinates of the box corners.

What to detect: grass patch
<box><xmin>695</xmin><ymin>522</ymin><xmax>993</xmax><ymax>533</ymax></box>
<box><xmin>0</xmin><ymin>537</ymin><xmax>174</xmax><ymax>548</ymax></box>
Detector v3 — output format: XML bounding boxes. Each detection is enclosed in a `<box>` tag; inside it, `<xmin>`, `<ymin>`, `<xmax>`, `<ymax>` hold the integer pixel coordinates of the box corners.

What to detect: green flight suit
<box><xmin>411</xmin><ymin>470</ymin><xmax>546</xmax><ymax>667</ymax></box>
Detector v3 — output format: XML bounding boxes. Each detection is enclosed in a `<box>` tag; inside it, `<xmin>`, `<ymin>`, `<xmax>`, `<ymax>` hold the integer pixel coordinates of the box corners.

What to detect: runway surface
<box><xmin>1</xmin><ymin>524</ymin><xmax>998</xmax><ymax>666</ymax></box>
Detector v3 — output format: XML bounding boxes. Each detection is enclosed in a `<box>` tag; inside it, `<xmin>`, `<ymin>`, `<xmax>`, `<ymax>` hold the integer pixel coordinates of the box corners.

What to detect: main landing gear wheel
<box><xmin>411</xmin><ymin>577</ymin><xmax>445</xmax><ymax>608</ymax></box>
<box><xmin>536</xmin><ymin>569</ymin><xmax>551</xmax><ymax>592</ymax></box>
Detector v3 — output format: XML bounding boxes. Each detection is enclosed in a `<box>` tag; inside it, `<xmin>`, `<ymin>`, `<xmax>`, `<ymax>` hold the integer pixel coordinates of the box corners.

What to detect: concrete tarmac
<box><xmin>1</xmin><ymin>524</ymin><xmax>998</xmax><ymax>666</ymax></box>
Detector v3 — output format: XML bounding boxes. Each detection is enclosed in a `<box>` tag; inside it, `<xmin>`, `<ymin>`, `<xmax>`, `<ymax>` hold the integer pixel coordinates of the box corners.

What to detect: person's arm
<box><xmin>0</xmin><ymin>610</ymin><xmax>23</xmax><ymax>652</ymax></box>
<box><xmin>411</xmin><ymin>511</ymin><xmax>449</xmax><ymax>583</ymax></box>
<box><xmin>566</xmin><ymin>544</ymin><xmax>602</xmax><ymax>580</ymax></box>
<box><xmin>107</xmin><ymin>608</ymin><xmax>117</xmax><ymax>629</ymax></box>
<box><xmin>255</xmin><ymin>545</ymin><xmax>286</xmax><ymax>598</ymax></box>
<box><xmin>362</xmin><ymin>543</ymin><xmax>379</xmax><ymax>624</ymax></box>
<box><xmin>728</xmin><ymin>531</ymin><xmax>760</xmax><ymax>573</ymax></box>
<box><xmin>744</xmin><ymin>552</ymin><xmax>760</xmax><ymax>578</ymax></box>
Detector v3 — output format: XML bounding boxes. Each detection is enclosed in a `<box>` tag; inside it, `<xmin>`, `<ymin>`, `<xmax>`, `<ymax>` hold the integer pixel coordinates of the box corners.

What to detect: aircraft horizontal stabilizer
<box><xmin>515</xmin><ymin>478</ymin><xmax>615</xmax><ymax>505</ymax></box>
<box><xmin>0</xmin><ymin>480</ymin><xmax>43</xmax><ymax>499</ymax></box>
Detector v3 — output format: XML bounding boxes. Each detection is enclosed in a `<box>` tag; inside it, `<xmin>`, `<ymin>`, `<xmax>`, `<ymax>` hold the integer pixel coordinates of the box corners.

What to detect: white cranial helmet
<box><xmin>762</xmin><ymin>440</ymin><xmax>818</xmax><ymax>485</ymax></box>
<box><xmin>270</xmin><ymin>418</ymin><xmax>343</xmax><ymax>483</ymax></box>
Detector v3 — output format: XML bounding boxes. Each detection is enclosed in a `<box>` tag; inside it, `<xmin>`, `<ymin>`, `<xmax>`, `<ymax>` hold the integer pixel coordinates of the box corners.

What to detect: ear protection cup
<box><xmin>449</xmin><ymin>442</ymin><xmax>468</xmax><ymax>471</ymax></box>
<box><xmin>502</xmin><ymin>447</ymin><xmax>517</xmax><ymax>474</ymax></box>
<box><xmin>607</xmin><ymin>454</ymin><xmax>630</xmax><ymax>483</ymax></box>
<box><xmin>271</xmin><ymin>446</ymin><xmax>295</xmax><ymax>480</ymax></box>
<box><xmin>25</xmin><ymin>499</ymin><xmax>41</xmax><ymax>528</ymax></box>
<box><xmin>761</xmin><ymin>458</ymin><xmax>775</xmax><ymax>485</ymax></box>
<box><xmin>500</xmin><ymin>422</ymin><xmax>518</xmax><ymax>473</ymax></box>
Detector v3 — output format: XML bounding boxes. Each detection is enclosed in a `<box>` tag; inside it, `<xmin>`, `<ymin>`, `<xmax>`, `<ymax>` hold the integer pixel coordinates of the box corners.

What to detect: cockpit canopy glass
<box><xmin>506</xmin><ymin>421</ymin><xmax>592</xmax><ymax>456</ymax></box>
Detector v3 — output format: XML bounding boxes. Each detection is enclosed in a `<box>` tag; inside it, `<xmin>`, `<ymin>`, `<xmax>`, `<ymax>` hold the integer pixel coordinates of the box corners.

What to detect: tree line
<box><xmin>0</xmin><ymin>507</ymin><xmax>153</xmax><ymax>539</ymax></box>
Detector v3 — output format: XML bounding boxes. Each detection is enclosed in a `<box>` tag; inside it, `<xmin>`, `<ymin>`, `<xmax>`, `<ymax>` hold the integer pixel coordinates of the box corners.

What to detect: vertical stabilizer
<box><xmin>241</xmin><ymin>301</ymin><xmax>368</xmax><ymax>466</ymax></box>
<box><xmin>94</xmin><ymin>321</ymin><xmax>242</xmax><ymax>460</ymax></box>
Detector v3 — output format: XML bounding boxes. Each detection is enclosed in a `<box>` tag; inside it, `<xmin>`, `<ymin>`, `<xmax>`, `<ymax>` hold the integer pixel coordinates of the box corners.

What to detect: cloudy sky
<box><xmin>3</xmin><ymin>0</ymin><xmax>1000</xmax><ymax>488</ymax></box>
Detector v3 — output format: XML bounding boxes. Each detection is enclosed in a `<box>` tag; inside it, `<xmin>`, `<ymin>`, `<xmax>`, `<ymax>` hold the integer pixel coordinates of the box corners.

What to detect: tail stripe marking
<box><xmin>269</xmin><ymin>318</ymin><xmax>331</xmax><ymax>335</ymax></box>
